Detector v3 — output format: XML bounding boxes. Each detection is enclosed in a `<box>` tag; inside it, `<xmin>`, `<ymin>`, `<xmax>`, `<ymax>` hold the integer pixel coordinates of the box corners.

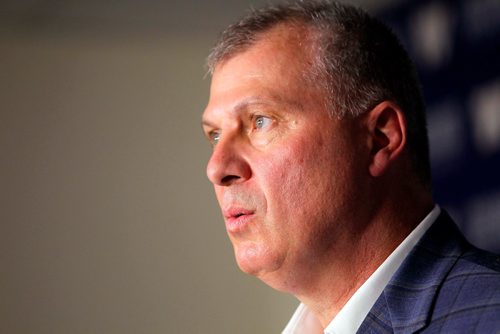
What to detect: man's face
<box><xmin>202</xmin><ymin>27</ymin><xmax>370</xmax><ymax>290</ymax></box>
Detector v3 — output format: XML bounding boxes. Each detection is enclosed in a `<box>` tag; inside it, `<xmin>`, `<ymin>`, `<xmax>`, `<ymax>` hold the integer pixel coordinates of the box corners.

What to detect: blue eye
<box><xmin>255</xmin><ymin>116</ymin><xmax>272</xmax><ymax>129</ymax></box>
<box><xmin>210</xmin><ymin>131</ymin><xmax>220</xmax><ymax>144</ymax></box>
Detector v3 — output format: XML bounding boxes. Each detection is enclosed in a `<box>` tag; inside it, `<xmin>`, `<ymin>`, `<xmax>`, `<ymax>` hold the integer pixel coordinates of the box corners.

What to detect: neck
<box><xmin>293</xmin><ymin>185</ymin><xmax>434</xmax><ymax>327</ymax></box>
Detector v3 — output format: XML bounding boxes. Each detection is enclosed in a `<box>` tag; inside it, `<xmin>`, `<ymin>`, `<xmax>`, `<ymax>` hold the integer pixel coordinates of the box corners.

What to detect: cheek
<box><xmin>262</xmin><ymin>133</ymin><xmax>356</xmax><ymax>234</ymax></box>
<box><xmin>258</xmin><ymin>139</ymin><xmax>325</xmax><ymax>222</ymax></box>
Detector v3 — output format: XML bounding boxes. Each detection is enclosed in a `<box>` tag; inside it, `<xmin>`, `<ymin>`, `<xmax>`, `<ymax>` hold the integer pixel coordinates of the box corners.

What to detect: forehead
<box><xmin>204</xmin><ymin>24</ymin><xmax>323</xmax><ymax>118</ymax></box>
<box><xmin>216</xmin><ymin>23</ymin><xmax>318</xmax><ymax>78</ymax></box>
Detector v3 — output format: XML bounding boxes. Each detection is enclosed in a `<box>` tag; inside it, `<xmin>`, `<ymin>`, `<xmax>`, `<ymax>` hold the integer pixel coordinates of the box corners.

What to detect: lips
<box><xmin>223</xmin><ymin>207</ymin><xmax>255</xmax><ymax>233</ymax></box>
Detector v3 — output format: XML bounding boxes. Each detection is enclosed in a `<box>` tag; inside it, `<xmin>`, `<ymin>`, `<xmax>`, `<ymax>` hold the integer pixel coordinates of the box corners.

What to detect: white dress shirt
<box><xmin>282</xmin><ymin>205</ymin><xmax>441</xmax><ymax>334</ymax></box>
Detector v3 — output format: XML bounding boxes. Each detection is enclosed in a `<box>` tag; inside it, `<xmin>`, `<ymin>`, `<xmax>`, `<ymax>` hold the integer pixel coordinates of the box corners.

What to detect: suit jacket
<box><xmin>358</xmin><ymin>211</ymin><xmax>500</xmax><ymax>333</ymax></box>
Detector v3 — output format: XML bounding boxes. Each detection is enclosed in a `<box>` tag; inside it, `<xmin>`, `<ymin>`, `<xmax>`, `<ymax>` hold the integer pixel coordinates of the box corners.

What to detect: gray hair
<box><xmin>207</xmin><ymin>0</ymin><xmax>431</xmax><ymax>187</ymax></box>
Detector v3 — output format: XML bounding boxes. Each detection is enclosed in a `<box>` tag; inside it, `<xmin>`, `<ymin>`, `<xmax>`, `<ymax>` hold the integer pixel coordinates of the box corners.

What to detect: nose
<box><xmin>206</xmin><ymin>137</ymin><xmax>251</xmax><ymax>186</ymax></box>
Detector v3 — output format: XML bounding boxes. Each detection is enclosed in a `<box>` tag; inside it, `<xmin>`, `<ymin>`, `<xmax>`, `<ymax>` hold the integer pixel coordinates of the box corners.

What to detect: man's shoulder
<box><xmin>368</xmin><ymin>211</ymin><xmax>500</xmax><ymax>333</ymax></box>
<box><xmin>440</xmin><ymin>244</ymin><xmax>500</xmax><ymax>299</ymax></box>
<box><xmin>422</xmin><ymin>210</ymin><xmax>500</xmax><ymax>299</ymax></box>
<box><xmin>422</xmin><ymin>246</ymin><xmax>500</xmax><ymax>332</ymax></box>
<box><xmin>416</xmin><ymin>215</ymin><xmax>500</xmax><ymax>332</ymax></box>
<box><xmin>437</xmin><ymin>244</ymin><xmax>500</xmax><ymax>306</ymax></box>
<box><xmin>458</xmin><ymin>244</ymin><xmax>500</xmax><ymax>273</ymax></box>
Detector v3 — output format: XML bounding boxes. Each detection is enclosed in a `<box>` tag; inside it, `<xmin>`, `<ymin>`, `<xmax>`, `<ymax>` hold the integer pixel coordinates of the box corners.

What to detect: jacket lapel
<box><xmin>358</xmin><ymin>211</ymin><xmax>466</xmax><ymax>334</ymax></box>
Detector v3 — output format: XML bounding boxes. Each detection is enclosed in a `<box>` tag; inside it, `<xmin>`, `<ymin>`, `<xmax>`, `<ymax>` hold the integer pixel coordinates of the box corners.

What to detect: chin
<box><xmin>234</xmin><ymin>242</ymin><xmax>265</xmax><ymax>274</ymax></box>
<box><xmin>233</xmin><ymin>241</ymin><xmax>289</xmax><ymax>288</ymax></box>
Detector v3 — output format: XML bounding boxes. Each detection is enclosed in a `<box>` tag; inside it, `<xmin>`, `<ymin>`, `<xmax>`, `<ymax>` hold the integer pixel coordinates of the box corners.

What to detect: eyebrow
<box><xmin>202</xmin><ymin>97</ymin><xmax>272</xmax><ymax>128</ymax></box>
<box><xmin>202</xmin><ymin>95</ymin><xmax>302</xmax><ymax>128</ymax></box>
<box><xmin>201</xmin><ymin>118</ymin><xmax>215</xmax><ymax>128</ymax></box>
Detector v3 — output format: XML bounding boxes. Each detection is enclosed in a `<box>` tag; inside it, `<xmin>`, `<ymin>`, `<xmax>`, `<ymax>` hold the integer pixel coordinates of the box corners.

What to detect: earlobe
<box><xmin>367</xmin><ymin>101</ymin><xmax>407</xmax><ymax>177</ymax></box>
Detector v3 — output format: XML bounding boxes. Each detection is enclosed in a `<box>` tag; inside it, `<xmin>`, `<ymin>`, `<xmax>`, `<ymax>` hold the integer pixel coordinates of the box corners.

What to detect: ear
<box><xmin>366</xmin><ymin>101</ymin><xmax>407</xmax><ymax>177</ymax></box>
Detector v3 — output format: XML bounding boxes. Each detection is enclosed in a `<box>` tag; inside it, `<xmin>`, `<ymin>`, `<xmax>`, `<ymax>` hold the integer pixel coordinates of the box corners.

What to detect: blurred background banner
<box><xmin>1</xmin><ymin>0</ymin><xmax>498</xmax><ymax>333</ymax></box>
<box><xmin>378</xmin><ymin>0</ymin><xmax>500</xmax><ymax>253</ymax></box>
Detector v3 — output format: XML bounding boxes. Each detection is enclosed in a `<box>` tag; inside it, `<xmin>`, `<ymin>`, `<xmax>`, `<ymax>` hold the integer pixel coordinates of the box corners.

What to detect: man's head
<box><xmin>202</xmin><ymin>0</ymin><xmax>432</xmax><ymax>292</ymax></box>
<box><xmin>207</xmin><ymin>0</ymin><xmax>431</xmax><ymax>186</ymax></box>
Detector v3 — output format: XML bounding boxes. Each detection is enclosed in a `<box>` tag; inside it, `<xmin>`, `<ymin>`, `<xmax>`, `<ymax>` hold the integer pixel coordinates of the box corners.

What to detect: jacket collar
<box><xmin>358</xmin><ymin>211</ymin><xmax>466</xmax><ymax>333</ymax></box>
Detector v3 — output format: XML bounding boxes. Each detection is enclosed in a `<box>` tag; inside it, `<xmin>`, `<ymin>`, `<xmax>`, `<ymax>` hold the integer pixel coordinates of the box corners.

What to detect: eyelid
<box><xmin>203</xmin><ymin>111</ymin><xmax>276</xmax><ymax>146</ymax></box>
<box><xmin>251</xmin><ymin>114</ymin><xmax>274</xmax><ymax>130</ymax></box>
<box><xmin>205</xmin><ymin>129</ymin><xmax>220</xmax><ymax>145</ymax></box>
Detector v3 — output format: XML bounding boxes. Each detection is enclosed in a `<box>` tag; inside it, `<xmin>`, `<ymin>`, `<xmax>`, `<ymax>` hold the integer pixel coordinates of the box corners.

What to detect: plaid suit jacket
<box><xmin>358</xmin><ymin>211</ymin><xmax>500</xmax><ymax>333</ymax></box>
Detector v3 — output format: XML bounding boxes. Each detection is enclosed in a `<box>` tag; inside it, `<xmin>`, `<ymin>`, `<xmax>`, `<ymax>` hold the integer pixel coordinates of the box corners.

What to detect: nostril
<box><xmin>221</xmin><ymin>174</ymin><xmax>240</xmax><ymax>186</ymax></box>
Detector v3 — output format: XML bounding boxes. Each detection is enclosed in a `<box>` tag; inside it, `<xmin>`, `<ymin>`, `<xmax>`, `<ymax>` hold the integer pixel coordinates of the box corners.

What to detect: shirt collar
<box><xmin>282</xmin><ymin>205</ymin><xmax>441</xmax><ymax>334</ymax></box>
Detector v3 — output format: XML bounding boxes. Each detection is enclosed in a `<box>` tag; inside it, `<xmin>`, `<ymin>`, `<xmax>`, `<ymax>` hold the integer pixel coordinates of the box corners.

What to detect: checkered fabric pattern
<box><xmin>358</xmin><ymin>211</ymin><xmax>500</xmax><ymax>333</ymax></box>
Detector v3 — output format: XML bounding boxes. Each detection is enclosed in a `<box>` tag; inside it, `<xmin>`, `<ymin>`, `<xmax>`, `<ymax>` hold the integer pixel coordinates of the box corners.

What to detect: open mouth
<box><xmin>224</xmin><ymin>207</ymin><xmax>254</xmax><ymax>220</ymax></box>
<box><xmin>223</xmin><ymin>208</ymin><xmax>255</xmax><ymax>232</ymax></box>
